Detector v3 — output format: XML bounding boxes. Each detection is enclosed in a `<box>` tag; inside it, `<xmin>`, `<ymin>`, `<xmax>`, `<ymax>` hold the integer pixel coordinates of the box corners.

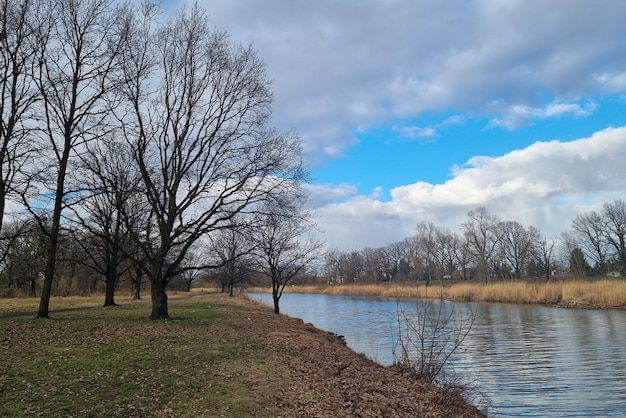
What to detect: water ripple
<box><xmin>248</xmin><ymin>293</ymin><xmax>626</xmax><ymax>417</ymax></box>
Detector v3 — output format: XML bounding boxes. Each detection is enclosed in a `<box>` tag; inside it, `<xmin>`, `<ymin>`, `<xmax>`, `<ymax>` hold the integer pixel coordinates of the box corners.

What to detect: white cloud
<box><xmin>369</xmin><ymin>186</ymin><xmax>384</xmax><ymax>200</ymax></box>
<box><xmin>161</xmin><ymin>1</ymin><xmax>626</xmax><ymax>251</ymax></box>
<box><xmin>304</xmin><ymin>183</ymin><xmax>358</xmax><ymax>208</ymax></box>
<box><xmin>393</xmin><ymin>114</ymin><xmax>465</xmax><ymax>141</ymax></box>
<box><xmin>185</xmin><ymin>0</ymin><xmax>626</xmax><ymax>165</ymax></box>
<box><xmin>596</xmin><ymin>72</ymin><xmax>626</xmax><ymax>92</ymax></box>
<box><xmin>394</xmin><ymin>125</ymin><xmax>437</xmax><ymax>140</ymax></box>
<box><xmin>311</xmin><ymin>126</ymin><xmax>626</xmax><ymax>250</ymax></box>
<box><xmin>489</xmin><ymin>100</ymin><xmax>598</xmax><ymax>129</ymax></box>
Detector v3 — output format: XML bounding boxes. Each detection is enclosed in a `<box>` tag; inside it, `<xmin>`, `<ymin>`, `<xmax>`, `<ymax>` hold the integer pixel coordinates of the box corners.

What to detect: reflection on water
<box><xmin>247</xmin><ymin>292</ymin><xmax>626</xmax><ymax>417</ymax></box>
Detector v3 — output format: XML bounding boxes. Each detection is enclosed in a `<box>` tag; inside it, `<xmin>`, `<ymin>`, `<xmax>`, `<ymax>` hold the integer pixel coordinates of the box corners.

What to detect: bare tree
<box><xmin>601</xmin><ymin>200</ymin><xmax>626</xmax><ymax>274</ymax></box>
<box><xmin>571</xmin><ymin>211</ymin><xmax>610</xmax><ymax>274</ymax></box>
<box><xmin>251</xmin><ymin>204</ymin><xmax>323</xmax><ymax>314</ymax></box>
<box><xmin>117</xmin><ymin>4</ymin><xmax>306</xmax><ymax>319</ymax></box>
<box><xmin>385</xmin><ymin>240</ymin><xmax>412</xmax><ymax>282</ymax></box>
<box><xmin>207</xmin><ymin>225</ymin><xmax>254</xmax><ymax>296</ymax></box>
<box><xmin>393</xmin><ymin>293</ymin><xmax>477</xmax><ymax>388</ymax></box>
<box><xmin>324</xmin><ymin>248</ymin><xmax>367</xmax><ymax>283</ymax></box>
<box><xmin>361</xmin><ymin>246</ymin><xmax>387</xmax><ymax>282</ymax></box>
<box><xmin>457</xmin><ymin>235</ymin><xmax>473</xmax><ymax>280</ymax></box>
<box><xmin>27</xmin><ymin>0</ymin><xmax>125</xmax><ymax>318</ymax></box>
<box><xmin>412</xmin><ymin>222</ymin><xmax>439</xmax><ymax>285</ymax></box>
<box><xmin>178</xmin><ymin>246</ymin><xmax>206</xmax><ymax>292</ymax></box>
<box><xmin>67</xmin><ymin>137</ymin><xmax>140</xmax><ymax>306</ymax></box>
<box><xmin>340</xmin><ymin>250</ymin><xmax>365</xmax><ymax>283</ymax></box>
<box><xmin>0</xmin><ymin>0</ymin><xmax>41</xmax><ymax>263</ymax></box>
<box><xmin>129</xmin><ymin>264</ymin><xmax>144</xmax><ymax>300</ymax></box>
<box><xmin>1</xmin><ymin>218</ymin><xmax>47</xmax><ymax>295</ymax></box>
<box><xmin>535</xmin><ymin>235</ymin><xmax>558</xmax><ymax>281</ymax></box>
<box><xmin>462</xmin><ymin>207</ymin><xmax>500</xmax><ymax>284</ymax></box>
<box><xmin>120</xmin><ymin>175</ymin><xmax>154</xmax><ymax>301</ymax></box>
<box><xmin>324</xmin><ymin>249</ymin><xmax>342</xmax><ymax>283</ymax></box>
<box><xmin>497</xmin><ymin>221</ymin><xmax>539</xmax><ymax>279</ymax></box>
<box><xmin>433</xmin><ymin>228</ymin><xmax>463</xmax><ymax>283</ymax></box>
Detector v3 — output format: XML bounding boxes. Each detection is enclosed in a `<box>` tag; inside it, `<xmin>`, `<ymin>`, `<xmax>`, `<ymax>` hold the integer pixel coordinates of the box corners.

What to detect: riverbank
<box><xmin>265</xmin><ymin>279</ymin><xmax>626</xmax><ymax>309</ymax></box>
<box><xmin>0</xmin><ymin>292</ymin><xmax>483</xmax><ymax>417</ymax></box>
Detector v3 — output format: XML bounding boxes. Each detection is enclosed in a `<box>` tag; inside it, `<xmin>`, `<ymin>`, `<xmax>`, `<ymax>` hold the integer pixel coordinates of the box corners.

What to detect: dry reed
<box><xmin>270</xmin><ymin>279</ymin><xmax>626</xmax><ymax>308</ymax></box>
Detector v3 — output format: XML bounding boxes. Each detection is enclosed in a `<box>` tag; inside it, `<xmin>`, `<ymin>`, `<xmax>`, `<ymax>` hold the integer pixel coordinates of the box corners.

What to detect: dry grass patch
<box><xmin>277</xmin><ymin>279</ymin><xmax>626</xmax><ymax>308</ymax></box>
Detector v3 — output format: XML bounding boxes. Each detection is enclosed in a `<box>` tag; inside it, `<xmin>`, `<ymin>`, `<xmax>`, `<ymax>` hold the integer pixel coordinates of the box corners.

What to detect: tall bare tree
<box><xmin>324</xmin><ymin>249</ymin><xmax>341</xmax><ymax>283</ymax></box>
<box><xmin>27</xmin><ymin>0</ymin><xmax>125</xmax><ymax>318</ymax></box>
<box><xmin>361</xmin><ymin>246</ymin><xmax>387</xmax><ymax>282</ymax></box>
<box><xmin>325</xmin><ymin>248</ymin><xmax>368</xmax><ymax>283</ymax></box>
<box><xmin>385</xmin><ymin>240</ymin><xmax>412</xmax><ymax>281</ymax></box>
<box><xmin>413</xmin><ymin>222</ymin><xmax>439</xmax><ymax>285</ymax></box>
<box><xmin>571</xmin><ymin>211</ymin><xmax>609</xmax><ymax>274</ymax></box>
<box><xmin>535</xmin><ymin>235</ymin><xmax>558</xmax><ymax>281</ymax></box>
<box><xmin>117</xmin><ymin>4</ymin><xmax>306</xmax><ymax>319</ymax></box>
<box><xmin>436</xmin><ymin>228</ymin><xmax>462</xmax><ymax>282</ymax></box>
<box><xmin>1</xmin><ymin>218</ymin><xmax>47</xmax><ymax>295</ymax></box>
<box><xmin>207</xmin><ymin>224</ymin><xmax>254</xmax><ymax>296</ymax></box>
<box><xmin>177</xmin><ymin>245</ymin><xmax>205</xmax><ymax>292</ymax></box>
<box><xmin>497</xmin><ymin>221</ymin><xmax>539</xmax><ymax>279</ymax></box>
<box><xmin>69</xmin><ymin>137</ymin><xmax>140</xmax><ymax>306</ymax></box>
<box><xmin>0</xmin><ymin>0</ymin><xmax>41</xmax><ymax>262</ymax></box>
<box><xmin>601</xmin><ymin>199</ymin><xmax>626</xmax><ymax>274</ymax></box>
<box><xmin>462</xmin><ymin>207</ymin><xmax>500</xmax><ymax>284</ymax></box>
<box><xmin>250</xmin><ymin>203</ymin><xmax>322</xmax><ymax>314</ymax></box>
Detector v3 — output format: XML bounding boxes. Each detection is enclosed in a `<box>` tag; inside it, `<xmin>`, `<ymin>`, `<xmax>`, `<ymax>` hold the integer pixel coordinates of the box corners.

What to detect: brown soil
<box><xmin>227</xmin><ymin>294</ymin><xmax>485</xmax><ymax>417</ymax></box>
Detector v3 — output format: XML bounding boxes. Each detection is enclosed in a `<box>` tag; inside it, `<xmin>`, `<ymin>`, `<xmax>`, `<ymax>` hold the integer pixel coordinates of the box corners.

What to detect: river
<box><xmin>247</xmin><ymin>292</ymin><xmax>626</xmax><ymax>417</ymax></box>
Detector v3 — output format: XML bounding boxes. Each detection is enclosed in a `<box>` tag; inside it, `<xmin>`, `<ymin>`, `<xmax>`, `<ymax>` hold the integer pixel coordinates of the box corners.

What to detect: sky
<box><xmin>171</xmin><ymin>0</ymin><xmax>626</xmax><ymax>251</ymax></box>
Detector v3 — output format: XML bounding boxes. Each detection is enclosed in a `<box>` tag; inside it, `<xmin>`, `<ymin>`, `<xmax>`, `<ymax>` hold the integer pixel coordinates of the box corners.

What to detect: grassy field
<box><xmin>0</xmin><ymin>291</ymin><xmax>484</xmax><ymax>418</ymax></box>
<box><xmin>0</xmin><ymin>293</ymin><xmax>283</xmax><ymax>417</ymax></box>
<box><xmin>276</xmin><ymin>279</ymin><xmax>626</xmax><ymax>308</ymax></box>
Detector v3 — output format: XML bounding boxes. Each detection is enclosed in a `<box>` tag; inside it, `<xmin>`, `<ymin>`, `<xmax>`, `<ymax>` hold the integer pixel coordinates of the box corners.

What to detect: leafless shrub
<box><xmin>392</xmin><ymin>288</ymin><xmax>490</xmax><ymax>413</ymax></box>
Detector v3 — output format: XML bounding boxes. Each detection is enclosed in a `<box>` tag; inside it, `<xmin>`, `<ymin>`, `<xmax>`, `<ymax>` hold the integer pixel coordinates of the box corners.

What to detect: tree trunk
<box><xmin>272</xmin><ymin>291</ymin><xmax>280</xmax><ymax>314</ymax></box>
<box><xmin>37</xmin><ymin>117</ymin><xmax>72</xmax><ymax>318</ymax></box>
<box><xmin>133</xmin><ymin>282</ymin><xmax>141</xmax><ymax>300</ymax></box>
<box><xmin>38</xmin><ymin>226</ymin><xmax>59</xmax><ymax>319</ymax></box>
<box><xmin>103</xmin><ymin>272</ymin><xmax>117</xmax><ymax>307</ymax></box>
<box><xmin>29</xmin><ymin>278</ymin><xmax>37</xmax><ymax>297</ymax></box>
<box><xmin>132</xmin><ymin>266</ymin><xmax>142</xmax><ymax>300</ymax></box>
<box><xmin>150</xmin><ymin>278</ymin><xmax>170</xmax><ymax>319</ymax></box>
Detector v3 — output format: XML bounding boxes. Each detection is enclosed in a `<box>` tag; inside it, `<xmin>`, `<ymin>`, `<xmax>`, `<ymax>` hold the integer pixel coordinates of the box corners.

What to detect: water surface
<box><xmin>248</xmin><ymin>292</ymin><xmax>626</xmax><ymax>417</ymax></box>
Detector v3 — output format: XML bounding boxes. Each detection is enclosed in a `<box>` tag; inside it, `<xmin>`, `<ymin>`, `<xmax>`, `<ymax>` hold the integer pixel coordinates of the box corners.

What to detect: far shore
<box><xmin>248</xmin><ymin>278</ymin><xmax>626</xmax><ymax>309</ymax></box>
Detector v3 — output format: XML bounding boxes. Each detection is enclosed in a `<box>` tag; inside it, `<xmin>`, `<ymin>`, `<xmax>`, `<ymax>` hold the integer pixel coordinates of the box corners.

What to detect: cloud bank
<box><xmin>194</xmin><ymin>0</ymin><xmax>626</xmax><ymax>163</ymax></box>
<box><xmin>311</xmin><ymin>127</ymin><xmax>626</xmax><ymax>250</ymax></box>
<box><xmin>168</xmin><ymin>1</ymin><xmax>626</xmax><ymax>251</ymax></box>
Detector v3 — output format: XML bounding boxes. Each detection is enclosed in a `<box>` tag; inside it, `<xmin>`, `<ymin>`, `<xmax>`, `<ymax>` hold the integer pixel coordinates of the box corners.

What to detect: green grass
<box><xmin>0</xmin><ymin>294</ymin><xmax>283</xmax><ymax>417</ymax></box>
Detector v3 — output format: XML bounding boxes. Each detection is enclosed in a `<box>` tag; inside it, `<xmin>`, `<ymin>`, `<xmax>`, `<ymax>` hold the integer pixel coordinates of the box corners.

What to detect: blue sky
<box><xmin>171</xmin><ymin>0</ymin><xmax>626</xmax><ymax>250</ymax></box>
<box><xmin>318</xmin><ymin>96</ymin><xmax>626</xmax><ymax>200</ymax></box>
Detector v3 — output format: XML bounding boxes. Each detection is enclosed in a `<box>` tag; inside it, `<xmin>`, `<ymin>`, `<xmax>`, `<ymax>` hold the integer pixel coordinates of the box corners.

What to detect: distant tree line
<box><xmin>325</xmin><ymin>201</ymin><xmax>626</xmax><ymax>285</ymax></box>
<box><xmin>0</xmin><ymin>0</ymin><xmax>319</xmax><ymax>318</ymax></box>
